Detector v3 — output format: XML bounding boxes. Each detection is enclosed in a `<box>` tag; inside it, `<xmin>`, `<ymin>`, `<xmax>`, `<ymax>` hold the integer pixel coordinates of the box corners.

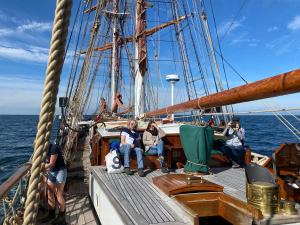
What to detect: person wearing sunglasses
<box><xmin>119</xmin><ymin>120</ymin><xmax>145</xmax><ymax>176</ymax></box>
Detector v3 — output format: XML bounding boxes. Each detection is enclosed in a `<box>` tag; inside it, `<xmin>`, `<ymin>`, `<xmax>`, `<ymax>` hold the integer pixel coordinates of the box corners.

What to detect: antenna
<box><xmin>166</xmin><ymin>74</ymin><xmax>180</xmax><ymax>120</ymax></box>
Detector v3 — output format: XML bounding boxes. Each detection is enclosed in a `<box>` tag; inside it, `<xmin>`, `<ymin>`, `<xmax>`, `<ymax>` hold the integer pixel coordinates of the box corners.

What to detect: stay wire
<box><xmin>209</xmin><ymin>0</ymin><xmax>234</xmax><ymax>117</ymax></box>
<box><xmin>220</xmin><ymin>0</ymin><xmax>248</xmax><ymax>40</ymax></box>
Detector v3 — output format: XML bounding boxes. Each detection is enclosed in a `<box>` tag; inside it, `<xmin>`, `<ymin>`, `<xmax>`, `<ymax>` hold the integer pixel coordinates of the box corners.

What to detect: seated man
<box><xmin>118</xmin><ymin>120</ymin><xmax>145</xmax><ymax>177</ymax></box>
<box><xmin>220</xmin><ymin>119</ymin><xmax>246</xmax><ymax>167</ymax></box>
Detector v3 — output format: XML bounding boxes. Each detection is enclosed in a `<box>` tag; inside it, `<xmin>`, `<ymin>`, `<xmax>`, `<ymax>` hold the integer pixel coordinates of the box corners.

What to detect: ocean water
<box><xmin>0</xmin><ymin>114</ymin><xmax>300</xmax><ymax>219</ymax></box>
<box><xmin>0</xmin><ymin>115</ymin><xmax>300</xmax><ymax>184</ymax></box>
<box><xmin>0</xmin><ymin>115</ymin><xmax>59</xmax><ymax>184</ymax></box>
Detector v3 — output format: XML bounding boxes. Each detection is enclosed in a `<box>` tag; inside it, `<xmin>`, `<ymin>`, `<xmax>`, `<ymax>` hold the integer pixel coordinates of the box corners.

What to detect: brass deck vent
<box><xmin>245</xmin><ymin>164</ymin><xmax>279</xmax><ymax>214</ymax></box>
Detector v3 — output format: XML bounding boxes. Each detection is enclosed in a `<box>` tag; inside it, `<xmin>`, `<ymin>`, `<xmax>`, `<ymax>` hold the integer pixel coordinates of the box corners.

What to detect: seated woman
<box><xmin>143</xmin><ymin>121</ymin><xmax>168</xmax><ymax>173</ymax></box>
<box><xmin>119</xmin><ymin>120</ymin><xmax>145</xmax><ymax>177</ymax></box>
<box><xmin>220</xmin><ymin>120</ymin><xmax>246</xmax><ymax>167</ymax></box>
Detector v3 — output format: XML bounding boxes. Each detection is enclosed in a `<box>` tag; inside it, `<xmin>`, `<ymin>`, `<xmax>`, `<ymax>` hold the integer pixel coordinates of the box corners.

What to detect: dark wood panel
<box><xmin>153</xmin><ymin>174</ymin><xmax>223</xmax><ymax>196</ymax></box>
<box><xmin>174</xmin><ymin>192</ymin><xmax>263</xmax><ymax>225</ymax></box>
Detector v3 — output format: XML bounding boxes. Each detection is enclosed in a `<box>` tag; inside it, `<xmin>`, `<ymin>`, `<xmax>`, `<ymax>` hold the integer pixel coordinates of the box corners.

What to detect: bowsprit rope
<box><xmin>23</xmin><ymin>0</ymin><xmax>73</xmax><ymax>224</ymax></box>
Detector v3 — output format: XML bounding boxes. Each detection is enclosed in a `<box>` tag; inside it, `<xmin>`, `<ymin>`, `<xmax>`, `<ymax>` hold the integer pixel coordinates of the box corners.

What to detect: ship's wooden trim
<box><xmin>94</xmin><ymin>131</ymin><xmax>232</xmax><ymax>169</ymax></box>
<box><xmin>173</xmin><ymin>192</ymin><xmax>263</xmax><ymax>225</ymax></box>
<box><xmin>0</xmin><ymin>162</ymin><xmax>31</xmax><ymax>199</ymax></box>
<box><xmin>153</xmin><ymin>174</ymin><xmax>223</xmax><ymax>196</ymax></box>
<box><xmin>262</xmin><ymin>143</ymin><xmax>300</xmax><ymax>202</ymax></box>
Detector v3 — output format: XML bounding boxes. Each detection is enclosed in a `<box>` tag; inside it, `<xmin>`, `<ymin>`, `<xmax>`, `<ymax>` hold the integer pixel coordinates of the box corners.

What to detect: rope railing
<box><xmin>23</xmin><ymin>0</ymin><xmax>73</xmax><ymax>224</ymax></box>
<box><xmin>0</xmin><ymin>163</ymin><xmax>31</xmax><ymax>225</ymax></box>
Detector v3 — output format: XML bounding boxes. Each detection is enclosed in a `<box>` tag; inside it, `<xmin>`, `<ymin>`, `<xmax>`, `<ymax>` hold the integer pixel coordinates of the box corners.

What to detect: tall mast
<box><xmin>135</xmin><ymin>0</ymin><xmax>147</xmax><ymax>117</ymax></box>
<box><xmin>111</xmin><ymin>0</ymin><xmax>119</xmax><ymax>108</ymax></box>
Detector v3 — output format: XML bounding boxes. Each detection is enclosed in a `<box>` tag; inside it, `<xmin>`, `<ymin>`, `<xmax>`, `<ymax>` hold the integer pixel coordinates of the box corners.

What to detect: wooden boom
<box><xmin>145</xmin><ymin>69</ymin><xmax>300</xmax><ymax>117</ymax></box>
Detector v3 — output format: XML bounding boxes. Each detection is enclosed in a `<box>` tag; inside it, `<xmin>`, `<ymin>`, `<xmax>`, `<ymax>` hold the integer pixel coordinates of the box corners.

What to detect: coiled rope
<box><xmin>23</xmin><ymin>0</ymin><xmax>73</xmax><ymax>224</ymax></box>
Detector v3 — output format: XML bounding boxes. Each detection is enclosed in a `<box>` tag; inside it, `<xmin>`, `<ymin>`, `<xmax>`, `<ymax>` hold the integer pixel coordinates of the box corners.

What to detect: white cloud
<box><xmin>0</xmin><ymin>75</ymin><xmax>65</xmax><ymax>114</ymax></box>
<box><xmin>0</xmin><ymin>44</ymin><xmax>49</xmax><ymax>63</ymax></box>
<box><xmin>230</xmin><ymin>33</ymin><xmax>259</xmax><ymax>47</ymax></box>
<box><xmin>267</xmin><ymin>26</ymin><xmax>279</xmax><ymax>32</ymax></box>
<box><xmin>266</xmin><ymin>35</ymin><xmax>300</xmax><ymax>55</ymax></box>
<box><xmin>17</xmin><ymin>21</ymin><xmax>52</xmax><ymax>32</ymax></box>
<box><xmin>0</xmin><ymin>28</ymin><xmax>13</xmax><ymax>37</ymax></box>
<box><xmin>0</xmin><ymin>21</ymin><xmax>52</xmax><ymax>38</ymax></box>
<box><xmin>217</xmin><ymin>16</ymin><xmax>246</xmax><ymax>37</ymax></box>
<box><xmin>287</xmin><ymin>15</ymin><xmax>300</xmax><ymax>31</ymax></box>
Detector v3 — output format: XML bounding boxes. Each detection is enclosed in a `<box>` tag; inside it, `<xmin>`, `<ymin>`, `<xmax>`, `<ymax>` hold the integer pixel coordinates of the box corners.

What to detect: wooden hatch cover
<box><xmin>153</xmin><ymin>174</ymin><xmax>223</xmax><ymax>196</ymax></box>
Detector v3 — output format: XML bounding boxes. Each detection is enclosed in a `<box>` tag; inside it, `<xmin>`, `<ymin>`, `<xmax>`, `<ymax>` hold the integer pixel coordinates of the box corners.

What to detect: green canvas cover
<box><xmin>179</xmin><ymin>125</ymin><xmax>214</xmax><ymax>173</ymax></box>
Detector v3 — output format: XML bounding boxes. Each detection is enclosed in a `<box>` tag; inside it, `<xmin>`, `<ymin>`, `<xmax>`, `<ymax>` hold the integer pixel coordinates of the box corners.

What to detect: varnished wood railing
<box><xmin>0</xmin><ymin>162</ymin><xmax>31</xmax><ymax>199</ymax></box>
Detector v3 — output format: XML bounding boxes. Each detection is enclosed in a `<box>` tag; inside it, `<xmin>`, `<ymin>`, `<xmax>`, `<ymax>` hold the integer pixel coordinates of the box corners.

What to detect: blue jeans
<box><xmin>48</xmin><ymin>169</ymin><xmax>67</xmax><ymax>184</ymax></box>
<box><xmin>146</xmin><ymin>140</ymin><xmax>164</xmax><ymax>166</ymax></box>
<box><xmin>220</xmin><ymin>145</ymin><xmax>245</xmax><ymax>167</ymax></box>
<box><xmin>119</xmin><ymin>144</ymin><xmax>144</xmax><ymax>169</ymax></box>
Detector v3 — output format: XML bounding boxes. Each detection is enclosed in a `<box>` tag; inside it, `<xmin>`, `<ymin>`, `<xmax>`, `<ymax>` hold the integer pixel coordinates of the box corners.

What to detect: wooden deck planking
<box><xmin>203</xmin><ymin>167</ymin><xmax>247</xmax><ymax>202</ymax></box>
<box><xmin>65</xmin><ymin>181</ymin><xmax>99</xmax><ymax>225</ymax></box>
<box><xmin>65</xmin><ymin>136</ymin><xmax>100</xmax><ymax>225</ymax></box>
<box><xmin>92</xmin><ymin>166</ymin><xmax>189</xmax><ymax>225</ymax></box>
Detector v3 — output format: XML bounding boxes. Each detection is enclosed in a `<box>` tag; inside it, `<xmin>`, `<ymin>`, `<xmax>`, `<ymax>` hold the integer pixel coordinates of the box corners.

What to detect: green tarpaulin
<box><xmin>179</xmin><ymin>125</ymin><xmax>214</xmax><ymax>173</ymax></box>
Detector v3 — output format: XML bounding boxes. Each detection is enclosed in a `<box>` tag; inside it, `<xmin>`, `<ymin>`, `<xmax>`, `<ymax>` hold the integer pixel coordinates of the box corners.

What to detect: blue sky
<box><xmin>0</xmin><ymin>0</ymin><xmax>299</xmax><ymax>114</ymax></box>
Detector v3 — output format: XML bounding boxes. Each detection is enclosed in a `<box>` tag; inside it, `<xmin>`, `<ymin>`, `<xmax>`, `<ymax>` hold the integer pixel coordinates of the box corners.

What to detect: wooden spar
<box><xmin>80</xmin><ymin>16</ymin><xmax>187</xmax><ymax>54</ymax></box>
<box><xmin>144</xmin><ymin>69</ymin><xmax>300</xmax><ymax>117</ymax></box>
<box><xmin>111</xmin><ymin>0</ymin><xmax>119</xmax><ymax>107</ymax></box>
<box><xmin>0</xmin><ymin>163</ymin><xmax>31</xmax><ymax>199</ymax></box>
<box><xmin>135</xmin><ymin>0</ymin><xmax>147</xmax><ymax>117</ymax></box>
<box><xmin>84</xmin><ymin>5</ymin><xmax>97</xmax><ymax>14</ymax></box>
<box><xmin>136</xmin><ymin>0</ymin><xmax>147</xmax><ymax>76</ymax></box>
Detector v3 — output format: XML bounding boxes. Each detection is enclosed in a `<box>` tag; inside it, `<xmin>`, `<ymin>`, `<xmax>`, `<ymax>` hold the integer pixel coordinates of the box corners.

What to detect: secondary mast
<box><xmin>135</xmin><ymin>0</ymin><xmax>147</xmax><ymax>117</ymax></box>
<box><xmin>111</xmin><ymin>0</ymin><xmax>119</xmax><ymax>108</ymax></box>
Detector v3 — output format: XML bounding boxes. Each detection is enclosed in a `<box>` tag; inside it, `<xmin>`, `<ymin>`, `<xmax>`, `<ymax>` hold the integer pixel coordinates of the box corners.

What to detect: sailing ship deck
<box><xmin>90</xmin><ymin>166</ymin><xmax>248</xmax><ymax>225</ymax></box>
<box><xmin>65</xmin><ymin>180</ymin><xmax>99</xmax><ymax>225</ymax></box>
<box><xmin>90</xmin><ymin>166</ymin><xmax>300</xmax><ymax>225</ymax></box>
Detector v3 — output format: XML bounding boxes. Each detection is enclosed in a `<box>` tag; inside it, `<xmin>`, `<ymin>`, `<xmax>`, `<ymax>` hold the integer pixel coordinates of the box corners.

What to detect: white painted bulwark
<box><xmin>89</xmin><ymin>169</ymin><xmax>134</xmax><ymax>225</ymax></box>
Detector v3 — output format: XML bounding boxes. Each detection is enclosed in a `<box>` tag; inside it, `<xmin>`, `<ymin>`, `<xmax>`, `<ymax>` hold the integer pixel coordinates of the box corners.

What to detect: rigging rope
<box><xmin>23</xmin><ymin>0</ymin><xmax>73</xmax><ymax>224</ymax></box>
<box><xmin>209</xmin><ymin>0</ymin><xmax>234</xmax><ymax>118</ymax></box>
<box><xmin>220</xmin><ymin>0</ymin><xmax>248</xmax><ymax>40</ymax></box>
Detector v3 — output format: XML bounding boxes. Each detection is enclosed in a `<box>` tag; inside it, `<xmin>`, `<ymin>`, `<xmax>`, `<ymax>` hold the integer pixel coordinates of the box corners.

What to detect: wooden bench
<box><xmin>93</xmin><ymin>132</ymin><xmax>248</xmax><ymax>170</ymax></box>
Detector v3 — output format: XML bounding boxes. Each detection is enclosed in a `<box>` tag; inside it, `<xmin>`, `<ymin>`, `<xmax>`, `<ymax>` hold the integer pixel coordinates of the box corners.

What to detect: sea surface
<box><xmin>0</xmin><ymin>115</ymin><xmax>300</xmax><ymax>184</ymax></box>
<box><xmin>0</xmin><ymin>114</ymin><xmax>300</xmax><ymax>219</ymax></box>
<box><xmin>0</xmin><ymin>115</ymin><xmax>59</xmax><ymax>184</ymax></box>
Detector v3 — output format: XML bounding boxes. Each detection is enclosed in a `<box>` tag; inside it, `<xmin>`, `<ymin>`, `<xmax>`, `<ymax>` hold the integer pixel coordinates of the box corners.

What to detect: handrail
<box><xmin>0</xmin><ymin>163</ymin><xmax>31</xmax><ymax>199</ymax></box>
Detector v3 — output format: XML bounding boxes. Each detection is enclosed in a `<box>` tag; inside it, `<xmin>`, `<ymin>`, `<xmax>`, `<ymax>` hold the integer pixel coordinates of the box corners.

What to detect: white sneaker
<box><xmin>231</xmin><ymin>161</ymin><xmax>240</xmax><ymax>168</ymax></box>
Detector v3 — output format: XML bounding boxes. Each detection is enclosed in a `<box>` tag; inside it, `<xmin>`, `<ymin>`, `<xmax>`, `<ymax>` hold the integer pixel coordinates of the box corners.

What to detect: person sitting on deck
<box><xmin>207</xmin><ymin>116</ymin><xmax>215</xmax><ymax>127</ymax></box>
<box><xmin>111</xmin><ymin>92</ymin><xmax>126</xmax><ymax>114</ymax></box>
<box><xmin>119</xmin><ymin>119</ymin><xmax>145</xmax><ymax>177</ymax></box>
<box><xmin>100</xmin><ymin>97</ymin><xmax>107</xmax><ymax>114</ymax></box>
<box><xmin>220</xmin><ymin>119</ymin><xmax>246</xmax><ymax>167</ymax></box>
<box><xmin>143</xmin><ymin>121</ymin><xmax>169</xmax><ymax>173</ymax></box>
<box><xmin>218</xmin><ymin>119</ymin><xmax>226</xmax><ymax>128</ymax></box>
<box><xmin>41</xmin><ymin>142</ymin><xmax>67</xmax><ymax>225</ymax></box>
